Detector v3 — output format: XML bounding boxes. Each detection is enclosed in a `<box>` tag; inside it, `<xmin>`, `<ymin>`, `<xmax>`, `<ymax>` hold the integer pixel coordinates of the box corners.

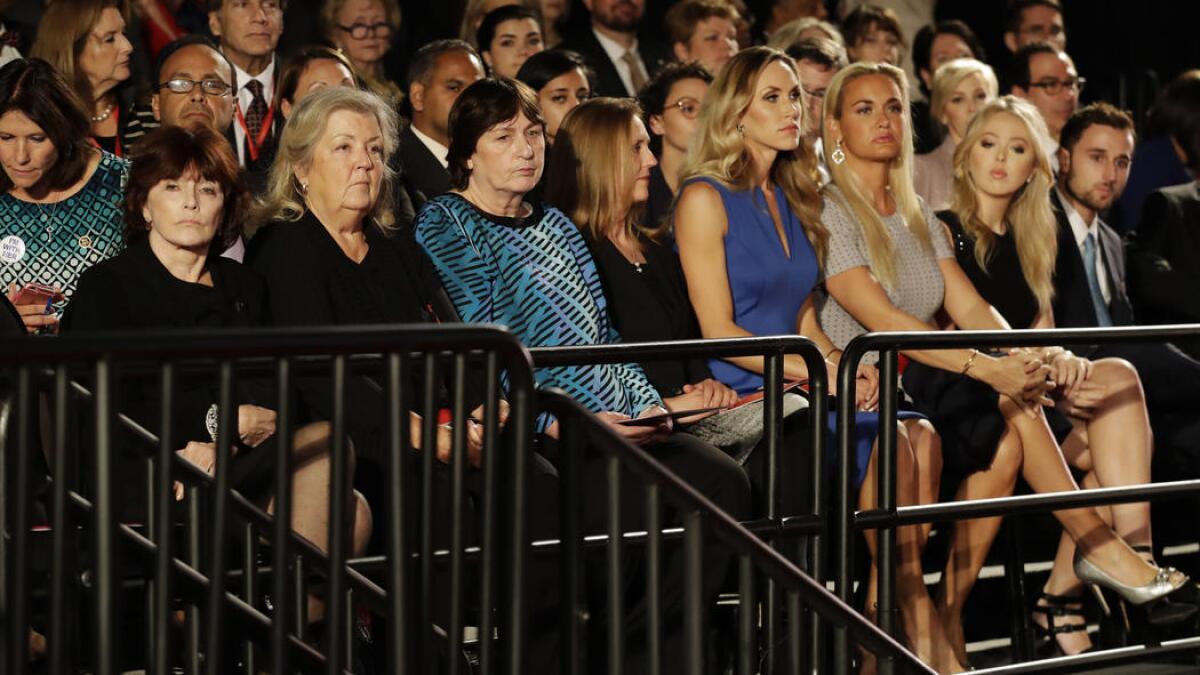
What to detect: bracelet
<box><xmin>961</xmin><ymin>349</ymin><xmax>979</xmax><ymax>376</ymax></box>
<box><xmin>205</xmin><ymin>404</ymin><xmax>219</xmax><ymax>442</ymax></box>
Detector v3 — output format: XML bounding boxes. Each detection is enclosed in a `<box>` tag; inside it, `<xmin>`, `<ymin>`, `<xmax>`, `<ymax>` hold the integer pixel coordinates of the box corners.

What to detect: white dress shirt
<box><xmin>231</xmin><ymin>57</ymin><xmax>277</xmax><ymax>166</ymax></box>
<box><xmin>592</xmin><ymin>27</ymin><xmax>647</xmax><ymax>96</ymax></box>
<box><xmin>410</xmin><ymin>124</ymin><xmax>449</xmax><ymax>169</ymax></box>
<box><xmin>1057</xmin><ymin>187</ymin><xmax>1111</xmax><ymax>303</ymax></box>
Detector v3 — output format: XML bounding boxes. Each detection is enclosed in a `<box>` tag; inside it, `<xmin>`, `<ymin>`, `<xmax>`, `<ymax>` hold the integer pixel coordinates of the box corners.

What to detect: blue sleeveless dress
<box><xmin>682</xmin><ymin>177</ymin><xmax>919</xmax><ymax>486</ymax></box>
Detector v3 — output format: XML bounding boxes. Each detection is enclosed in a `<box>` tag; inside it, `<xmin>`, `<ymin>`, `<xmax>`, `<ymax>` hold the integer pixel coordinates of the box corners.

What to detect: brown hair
<box><xmin>842</xmin><ymin>4</ymin><xmax>905</xmax><ymax>53</ymax></box>
<box><xmin>664</xmin><ymin>0</ymin><xmax>739</xmax><ymax>46</ymax></box>
<box><xmin>546</xmin><ymin>97</ymin><xmax>650</xmax><ymax>242</ymax></box>
<box><xmin>0</xmin><ymin>58</ymin><xmax>95</xmax><ymax>194</ymax></box>
<box><xmin>446</xmin><ymin>77</ymin><xmax>544</xmax><ymax>190</ymax></box>
<box><xmin>123</xmin><ymin>125</ymin><xmax>248</xmax><ymax>254</ymax></box>
<box><xmin>277</xmin><ymin>45</ymin><xmax>366</xmax><ymax>106</ymax></box>
<box><xmin>1059</xmin><ymin>102</ymin><xmax>1136</xmax><ymax>155</ymax></box>
<box><xmin>30</xmin><ymin>0</ymin><xmax>129</xmax><ymax>109</ymax></box>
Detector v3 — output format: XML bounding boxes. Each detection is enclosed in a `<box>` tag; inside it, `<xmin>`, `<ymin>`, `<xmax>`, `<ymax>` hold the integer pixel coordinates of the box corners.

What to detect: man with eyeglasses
<box><xmin>1011</xmin><ymin>42</ymin><xmax>1081</xmax><ymax>153</ymax></box>
<box><xmin>151</xmin><ymin>36</ymin><xmax>236</xmax><ymax>135</ymax></box>
<box><xmin>1003</xmin><ymin>0</ymin><xmax>1066</xmax><ymax>53</ymax></box>
<box><xmin>786</xmin><ymin>37</ymin><xmax>846</xmax><ymax>184</ymax></box>
<box><xmin>209</xmin><ymin>0</ymin><xmax>285</xmax><ymax>185</ymax></box>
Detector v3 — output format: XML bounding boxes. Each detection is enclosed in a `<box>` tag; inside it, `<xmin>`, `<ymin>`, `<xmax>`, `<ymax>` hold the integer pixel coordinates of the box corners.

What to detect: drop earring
<box><xmin>831</xmin><ymin>139</ymin><xmax>846</xmax><ymax>165</ymax></box>
<box><xmin>736</xmin><ymin>123</ymin><xmax>745</xmax><ymax>135</ymax></box>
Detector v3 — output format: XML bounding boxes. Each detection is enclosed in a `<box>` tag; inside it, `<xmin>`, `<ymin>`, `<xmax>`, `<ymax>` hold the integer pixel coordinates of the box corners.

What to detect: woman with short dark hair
<box><xmin>415</xmin><ymin>77</ymin><xmax>750</xmax><ymax>673</ymax></box>
<box><xmin>0</xmin><ymin>58</ymin><xmax>127</xmax><ymax>333</ymax></box>
<box><xmin>63</xmin><ymin>126</ymin><xmax>371</xmax><ymax>578</ymax></box>
<box><xmin>515</xmin><ymin>49</ymin><xmax>592</xmax><ymax>147</ymax></box>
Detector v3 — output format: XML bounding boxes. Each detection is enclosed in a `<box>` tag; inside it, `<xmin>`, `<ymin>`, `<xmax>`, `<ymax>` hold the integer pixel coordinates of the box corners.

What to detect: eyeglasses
<box><xmin>1028</xmin><ymin>76</ymin><xmax>1085</xmax><ymax>95</ymax></box>
<box><xmin>337</xmin><ymin>22</ymin><xmax>392</xmax><ymax>39</ymax></box>
<box><xmin>158</xmin><ymin>78</ymin><xmax>232</xmax><ymax>96</ymax></box>
<box><xmin>667</xmin><ymin>97</ymin><xmax>702</xmax><ymax>119</ymax></box>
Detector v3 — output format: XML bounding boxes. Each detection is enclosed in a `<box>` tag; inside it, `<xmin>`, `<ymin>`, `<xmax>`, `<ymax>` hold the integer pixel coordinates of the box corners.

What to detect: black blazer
<box><xmin>398</xmin><ymin>125</ymin><xmax>451</xmax><ymax>203</ymax></box>
<box><xmin>224</xmin><ymin>60</ymin><xmax>285</xmax><ymax>196</ymax></box>
<box><xmin>1050</xmin><ymin>192</ymin><xmax>1135</xmax><ymax>328</ymax></box>
<box><xmin>1129</xmin><ymin>181</ymin><xmax>1200</xmax><ymax>324</ymax></box>
<box><xmin>559</xmin><ymin>26</ymin><xmax>671</xmax><ymax>98</ymax></box>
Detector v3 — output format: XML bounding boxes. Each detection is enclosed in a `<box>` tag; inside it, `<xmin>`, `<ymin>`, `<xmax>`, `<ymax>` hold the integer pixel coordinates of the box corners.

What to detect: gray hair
<box><xmin>254</xmin><ymin>87</ymin><xmax>400</xmax><ymax>230</ymax></box>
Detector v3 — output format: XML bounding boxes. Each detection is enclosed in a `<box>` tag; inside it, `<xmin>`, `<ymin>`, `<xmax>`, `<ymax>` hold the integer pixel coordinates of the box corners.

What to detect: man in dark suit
<box><xmin>1129</xmin><ymin>182</ymin><xmax>1200</xmax><ymax>348</ymax></box>
<box><xmin>208</xmin><ymin>0</ymin><xmax>285</xmax><ymax>195</ymax></box>
<box><xmin>560</xmin><ymin>0</ymin><xmax>671</xmax><ymax>98</ymax></box>
<box><xmin>399</xmin><ymin>40</ymin><xmax>485</xmax><ymax>204</ymax></box>
<box><xmin>1052</xmin><ymin>103</ymin><xmax>1200</xmax><ymax>473</ymax></box>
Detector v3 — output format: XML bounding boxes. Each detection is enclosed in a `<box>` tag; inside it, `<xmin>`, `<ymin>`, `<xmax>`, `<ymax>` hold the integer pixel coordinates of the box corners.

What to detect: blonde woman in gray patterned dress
<box><xmin>817</xmin><ymin>61</ymin><xmax>1189</xmax><ymax>671</ymax></box>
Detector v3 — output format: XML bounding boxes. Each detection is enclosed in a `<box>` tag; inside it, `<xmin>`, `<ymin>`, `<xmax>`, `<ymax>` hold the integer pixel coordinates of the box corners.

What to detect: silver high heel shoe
<box><xmin>1073</xmin><ymin>552</ymin><xmax>1189</xmax><ymax>606</ymax></box>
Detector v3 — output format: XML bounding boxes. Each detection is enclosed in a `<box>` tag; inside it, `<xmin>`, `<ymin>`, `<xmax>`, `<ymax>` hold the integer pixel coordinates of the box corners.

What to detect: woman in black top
<box><xmin>917</xmin><ymin>97</ymin><xmax>1178</xmax><ymax>659</ymax></box>
<box><xmin>63</xmin><ymin>126</ymin><xmax>371</xmax><ymax>572</ymax></box>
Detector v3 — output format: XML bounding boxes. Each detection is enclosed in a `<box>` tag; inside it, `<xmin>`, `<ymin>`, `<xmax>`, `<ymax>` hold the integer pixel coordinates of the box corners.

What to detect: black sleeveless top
<box><xmin>938</xmin><ymin>210</ymin><xmax>1041</xmax><ymax>329</ymax></box>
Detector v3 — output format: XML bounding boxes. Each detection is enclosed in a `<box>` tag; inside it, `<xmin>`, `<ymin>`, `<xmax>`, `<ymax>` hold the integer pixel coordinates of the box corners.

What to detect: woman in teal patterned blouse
<box><xmin>0</xmin><ymin>58</ymin><xmax>127</xmax><ymax>333</ymax></box>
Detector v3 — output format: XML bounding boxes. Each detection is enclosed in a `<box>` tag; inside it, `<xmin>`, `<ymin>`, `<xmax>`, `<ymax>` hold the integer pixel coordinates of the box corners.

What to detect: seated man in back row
<box><xmin>1051</xmin><ymin>102</ymin><xmax>1200</xmax><ymax>476</ymax></box>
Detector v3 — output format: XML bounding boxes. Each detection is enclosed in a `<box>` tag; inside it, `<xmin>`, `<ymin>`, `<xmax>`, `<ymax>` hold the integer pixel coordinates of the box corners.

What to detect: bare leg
<box><xmin>997</xmin><ymin>397</ymin><xmax>1157</xmax><ymax>589</ymax></box>
<box><xmin>906</xmin><ymin>418</ymin><xmax>942</xmax><ymax>545</ymax></box>
<box><xmin>861</xmin><ymin>423</ymin><xmax>962</xmax><ymax>674</ymax></box>
<box><xmin>937</xmin><ymin>425</ymin><xmax>1024</xmax><ymax>664</ymax></box>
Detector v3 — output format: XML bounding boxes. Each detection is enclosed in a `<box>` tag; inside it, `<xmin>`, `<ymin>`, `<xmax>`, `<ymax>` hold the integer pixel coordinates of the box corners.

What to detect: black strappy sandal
<box><xmin>1031</xmin><ymin>590</ymin><xmax>1094</xmax><ymax>656</ymax></box>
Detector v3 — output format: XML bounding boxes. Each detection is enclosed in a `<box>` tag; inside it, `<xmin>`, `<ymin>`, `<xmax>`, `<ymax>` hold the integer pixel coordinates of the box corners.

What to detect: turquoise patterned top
<box><xmin>0</xmin><ymin>151</ymin><xmax>128</xmax><ymax>313</ymax></box>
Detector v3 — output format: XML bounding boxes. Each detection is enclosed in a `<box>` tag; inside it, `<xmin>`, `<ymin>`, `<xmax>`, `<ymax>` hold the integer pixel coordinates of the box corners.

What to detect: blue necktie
<box><xmin>1083</xmin><ymin>233</ymin><xmax>1113</xmax><ymax>327</ymax></box>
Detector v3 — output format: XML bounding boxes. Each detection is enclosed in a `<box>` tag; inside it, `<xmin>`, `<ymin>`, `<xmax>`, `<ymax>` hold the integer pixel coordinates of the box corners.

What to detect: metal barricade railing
<box><xmin>0</xmin><ymin>324</ymin><xmax>536</xmax><ymax>675</ymax></box>
<box><xmin>530</xmin><ymin>336</ymin><xmax>828</xmax><ymax>672</ymax></box>
<box><xmin>540</xmin><ymin>389</ymin><xmax>933</xmax><ymax>675</ymax></box>
<box><xmin>834</xmin><ymin>324</ymin><xmax>1200</xmax><ymax>674</ymax></box>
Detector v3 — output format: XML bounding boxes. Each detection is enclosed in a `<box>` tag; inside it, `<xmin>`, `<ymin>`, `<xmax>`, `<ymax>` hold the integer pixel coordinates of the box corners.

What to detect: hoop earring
<box><xmin>831</xmin><ymin>139</ymin><xmax>846</xmax><ymax>165</ymax></box>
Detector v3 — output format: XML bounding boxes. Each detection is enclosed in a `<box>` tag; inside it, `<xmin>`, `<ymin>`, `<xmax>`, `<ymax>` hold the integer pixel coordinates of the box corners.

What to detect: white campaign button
<box><xmin>0</xmin><ymin>235</ymin><xmax>26</xmax><ymax>264</ymax></box>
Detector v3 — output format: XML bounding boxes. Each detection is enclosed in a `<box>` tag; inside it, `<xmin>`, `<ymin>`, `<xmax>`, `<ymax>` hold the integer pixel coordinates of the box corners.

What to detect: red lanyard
<box><xmin>234</xmin><ymin>99</ymin><xmax>276</xmax><ymax>162</ymax></box>
<box><xmin>88</xmin><ymin>106</ymin><xmax>122</xmax><ymax>157</ymax></box>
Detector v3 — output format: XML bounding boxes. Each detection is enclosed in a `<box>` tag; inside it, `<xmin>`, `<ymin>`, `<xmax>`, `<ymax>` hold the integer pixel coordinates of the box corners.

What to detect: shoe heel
<box><xmin>1086</xmin><ymin>583</ymin><xmax>1112</xmax><ymax>617</ymax></box>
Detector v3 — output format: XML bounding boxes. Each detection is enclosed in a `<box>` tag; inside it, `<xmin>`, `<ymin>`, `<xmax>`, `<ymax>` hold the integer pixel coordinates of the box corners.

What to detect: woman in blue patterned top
<box><xmin>0</xmin><ymin>58</ymin><xmax>127</xmax><ymax>333</ymax></box>
<box><xmin>415</xmin><ymin>77</ymin><xmax>750</xmax><ymax>674</ymax></box>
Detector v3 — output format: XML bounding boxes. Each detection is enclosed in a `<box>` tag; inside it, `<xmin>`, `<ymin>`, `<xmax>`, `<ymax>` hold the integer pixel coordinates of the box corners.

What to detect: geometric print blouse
<box><xmin>415</xmin><ymin>193</ymin><xmax>663</xmax><ymax>427</ymax></box>
<box><xmin>0</xmin><ymin>151</ymin><xmax>128</xmax><ymax>313</ymax></box>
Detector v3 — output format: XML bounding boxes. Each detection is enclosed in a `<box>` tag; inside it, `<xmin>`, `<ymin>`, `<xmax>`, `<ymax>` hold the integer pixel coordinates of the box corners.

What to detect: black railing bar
<box><xmin>0</xmin><ymin>325</ymin><xmax>535</xmax><ymax>375</ymax></box>
<box><xmin>853</xmin><ymin>479</ymin><xmax>1200</xmax><ymax>528</ymax></box>
<box><xmin>970</xmin><ymin>635</ymin><xmax>1200</xmax><ymax>674</ymax></box>
<box><xmin>530</xmin><ymin>335</ymin><xmax>822</xmax><ymax>366</ymax></box>
<box><xmin>540</xmin><ymin>392</ymin><xmax>933</xmax><ymax>672</ymax></box>
<box><xmin>846</xmin><ymin>324</ymin><xmax>1200</xmax><ymax>352</ymax></box>
<box><xmin>58</xmin><ymin>491</ymin><xmax>328</xmax><ymax>672</ymax></box>
<box><xmin>58</xmin><ymin>377</ymin><xmax>389</xmax><ymax>609</ymax></box>
<box><xmin>58</xmin><ymin>480</ymin><xmax>389</xmax><ymax>614</ymax></box>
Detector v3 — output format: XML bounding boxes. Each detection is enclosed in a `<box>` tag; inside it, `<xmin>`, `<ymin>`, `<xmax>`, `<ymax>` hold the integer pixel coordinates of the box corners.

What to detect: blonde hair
<box><xmin>767</xmin><ymin>16</ymin><xmax>845</xmax><ymax>48</ymax></box>
<box><xmin>930</xmin><ymin>58</ymin><xmax>998</xmax><ymax>129</ymax></box>
<box><xmin>546</xmin><ymin>97</ymin><xmax>652</xmax><ymax>244</ymax></box>
<box><xmin>30</xmin><ymin>0</ymin><xmax>128</xmax><ymax>108</ymax></box>
<box><xmin>254</xmin><ymin>87</ymin><xmax>399</xmax><ymax>230</ymax></box>
<box><xmin>821</xmin><ymin>61</ymin><xmax>929</xmax><ymax>290</ymax></box>
<box><xmin>321</xmin><ymin>0</ymin><xmax>402</xmax><ymax>42</ymax></box>
<box><xmin>679</xmin><ymin>46</ymin><xmax>828</xmax><ymax>263</ymax></box>
<box><xmin>949</xmin><ymin>96</ymin><xmax>1058</xmax><ymax>313</ymax></box>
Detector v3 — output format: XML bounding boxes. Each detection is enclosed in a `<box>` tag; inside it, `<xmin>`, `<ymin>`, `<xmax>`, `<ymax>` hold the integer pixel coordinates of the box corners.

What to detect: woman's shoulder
<box><xmin>818</xmin><ymin>186</ymin><xmax>855</xmax><ymax>227</ymax></box>
<box><xmin>94</xmin><ymin>150</ymin><xmax>130</xmax><ymax>188</ymax></box>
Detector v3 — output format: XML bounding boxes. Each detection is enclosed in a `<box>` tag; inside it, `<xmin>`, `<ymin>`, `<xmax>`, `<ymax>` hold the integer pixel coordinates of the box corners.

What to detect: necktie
<box><xmin>1083</xmin><ymin>233</ymin><xmax>1113</xmax><ymax>327</ymax></box>
<box><xmin>621</xmin><ymin>49</ymin><xmax>647</xmax><ymax>94</ymax></box>
<box><xmin>244</xmin><ymin>79</ymin><xmax>269</xmax><ymax>158</ymax></box>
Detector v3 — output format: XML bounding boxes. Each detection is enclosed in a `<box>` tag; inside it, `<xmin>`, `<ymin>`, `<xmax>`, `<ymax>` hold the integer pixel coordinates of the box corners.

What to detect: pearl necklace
<box><xmin>91</xmin><ymin>103</ymin><xmax>114</xmax><ymax>123</ymax></box>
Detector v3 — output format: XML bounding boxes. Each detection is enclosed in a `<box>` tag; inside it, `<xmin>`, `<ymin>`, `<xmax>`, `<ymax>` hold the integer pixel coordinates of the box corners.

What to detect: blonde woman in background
<box><xmin>766</xmin><ymin>15</ymin><xmax>845</xmax><ymax>49</ymax></box>
<box><xmin>932</xmin><ymin>96</ymin><xmax>1177</xmax><ymax>659</ymax></box>
<box><xmin>817</xmin><ymin>62</ymin><xmax>1188</xmax><ymax>671</ymax></box>
<box><xmin>913</xmin><ymin>58</ymin><xmax>998</xmax><ymax>210</ymax></box>
<box><xmin>321</xmin><ymin>0</ymin><xmax>403</xmax><ymax>105</ymax></box>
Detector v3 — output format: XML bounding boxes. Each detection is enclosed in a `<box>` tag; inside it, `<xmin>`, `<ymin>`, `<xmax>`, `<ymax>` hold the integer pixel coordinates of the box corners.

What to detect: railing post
<box><xmin>764</xmin><ymin>351</ymin><xmax>782</xmax><ymax>675</ymax></box>
<box><xmin>385</xmin><ymin>352</ymin><xmax>410</xmax><ymax>675</ymax></box>
<box><xmin>205</xmin><ymin>360</ymin><xmax>236</xmax><ymax>675</ymax></box>
<box><xmin>683</xmin><ymin>510</ymin><xmax>703</xmax><ymax>675</ymax></box>
<box><xmin>448</xmin><ymin>355</ymin><xmax>469</xmax><ymax>675</ymax></box>
<box><xmin>7</xmin><ymin>366</ymin><xmax>32</xmax><ymax>674</ymax></box>
<box><xmin>272</xmin><ymin>357</ymin><xmax>293</xmax><ymax>675</ymax></box>
<box><xmin>153</xmin><ymin>364</ymin><xmax>175</xmax><ymax>675</ymax></box>
<box><xmin>94</xmin><ymin>359</ymin><xmax>117</xmax><ymax>675</ymax></box>
<box><xmin>478</xmin><ymin>352</ymin><xmax>499</xmax><ymax>675</ymax></box>
<box><xmin>327</xmin><ymin>355</ymin><xmax>349</xmax><ymax>675</ymax></box>
<box><xmin>803</xmin><ymin>339</ymin><xmax>829</xmax><ymax>673</ymax></box>
<box><xmin>505</xmin><ymin>365</ymin><xmax>533</xmax><ymax>675</ymax></box>
<box><xmin>560</xmin><ymin>405</ymin><xmax>585</xmax><ymax>675</ymax></box>
<box><xmin>876</xmin><ymin>349</ymin><xmax>899</xmax><ymax>675</ymax></box>
<box><xmin>49</xmin><ymin>365</ymin><xmax>78</xmax><ymax>675</ymax></box>
<box><xmin>834</xmin><ymin>346</ymin><xmax>862</xmax><ymax>673</ymax></box>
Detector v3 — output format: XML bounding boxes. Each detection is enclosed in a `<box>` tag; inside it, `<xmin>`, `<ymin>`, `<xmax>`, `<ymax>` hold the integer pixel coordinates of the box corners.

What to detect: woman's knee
<box><xmin>353</xmin><ymin>490</ymin><xmax>373</xmax><ymax>553</ymax></box>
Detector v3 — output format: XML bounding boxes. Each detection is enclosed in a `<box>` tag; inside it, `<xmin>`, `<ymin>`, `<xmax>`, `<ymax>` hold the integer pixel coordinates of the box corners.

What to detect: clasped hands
<box><xmin>987</xmin><ymin>347</ymin><xmax>1102</xmax><ymax>418</ymax></box>
<box><xmin>173</xmin><ymin>404</ymin><xmax>278</xmax><ymax>500</ymax></box>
